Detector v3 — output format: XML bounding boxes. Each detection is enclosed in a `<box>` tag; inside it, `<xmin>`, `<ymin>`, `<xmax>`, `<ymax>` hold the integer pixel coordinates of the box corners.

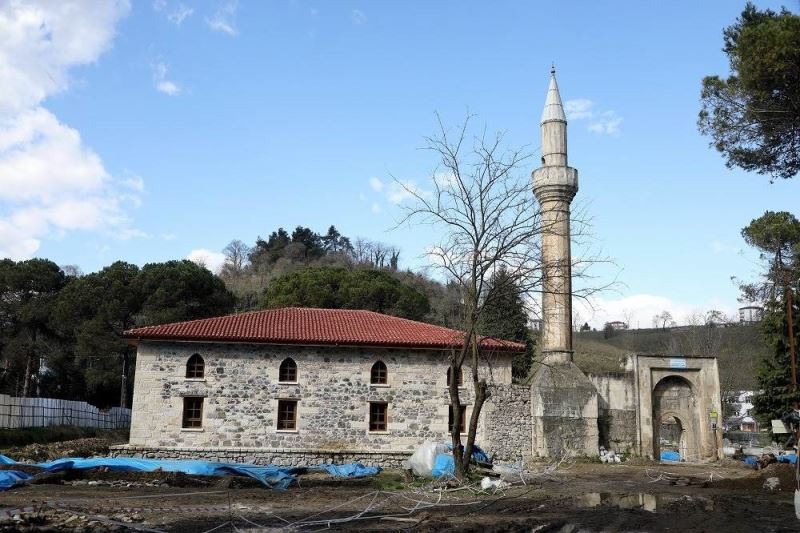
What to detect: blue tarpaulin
<box><xmin>431</xmin><ymin>444</ymin><xmax>492</xmax><ymax>478</ymax></box>
<box><xmin>0</xmin><ymin>470</ymin><xmax>32</xmax><ymax>491</ymax></box>
<box><xmin>743</xmin><ymin>456</ymin><xmax>759</xmax><ymax>467</ymax></box>
<box><xmin>660</xmin><ymin>450</ymin><xmax>681</xmax><ymax>462</ymax></box>
<box><xmin>0</xmin><ymin>455</ymin><xmax>379</xmax><ymax>491</ymax></box>
<box><xmin>777</xmin><ymin>454</ymin><xmax>798</xmax><ymax>465</ymax></box>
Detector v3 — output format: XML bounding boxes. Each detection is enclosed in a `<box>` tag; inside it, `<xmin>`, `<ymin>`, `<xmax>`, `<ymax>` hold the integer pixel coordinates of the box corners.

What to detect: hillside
<box><xmin>573</xmin><ymin>324</ymin><xmax>768</xmax><ymax>391</ymax></box>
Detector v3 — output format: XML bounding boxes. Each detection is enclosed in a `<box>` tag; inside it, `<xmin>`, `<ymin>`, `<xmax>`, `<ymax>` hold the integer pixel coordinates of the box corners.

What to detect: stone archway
<box><xmin>652</xmin><ymin>376</ymin><xmax>698</xmax><ymax>461</ymax></box>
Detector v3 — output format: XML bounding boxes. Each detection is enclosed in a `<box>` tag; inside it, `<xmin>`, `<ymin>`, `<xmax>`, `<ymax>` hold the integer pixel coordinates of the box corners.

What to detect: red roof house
<box><xmin>123</xmin><ymin>307</ymin><xmax>525</xmax><ymax>352</ymax></box>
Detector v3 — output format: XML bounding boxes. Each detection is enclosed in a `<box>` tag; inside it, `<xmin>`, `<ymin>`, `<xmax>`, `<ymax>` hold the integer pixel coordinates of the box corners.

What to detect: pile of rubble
<box><xmin>0</xmin><ymin>507</ymin><xmax>144</xmax><ymax>532</ymax></box>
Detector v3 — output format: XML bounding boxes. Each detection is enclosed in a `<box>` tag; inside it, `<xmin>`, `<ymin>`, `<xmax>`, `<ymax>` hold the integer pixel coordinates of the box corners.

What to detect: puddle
<box><xmin>574</xmin><ymin>492</ymin><xmax>714</xmax><ymax>513</ymax></box>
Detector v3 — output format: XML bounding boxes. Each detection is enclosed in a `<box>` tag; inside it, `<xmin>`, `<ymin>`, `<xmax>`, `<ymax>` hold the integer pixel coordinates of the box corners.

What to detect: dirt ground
<box><xmin>1</xmin><ymin>459</ymin><xmax>798</xmax><ymax>532</ymax></box>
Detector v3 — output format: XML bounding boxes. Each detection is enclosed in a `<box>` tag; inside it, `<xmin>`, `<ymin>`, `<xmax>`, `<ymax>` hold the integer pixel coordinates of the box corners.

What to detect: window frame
<box><xmin>368</xmin><ymin>401</ymin><xmax>389</xmax><ymax>433</ymax></box>
<box><xmin>370</xmin><ymin>360</ymin><xmax>388</xmax><ymax>386</ymax></box>
<box><xmin>278</xmin><ymin>358</ymin><xmax>298</xmax><ymax>384</ymax></box>
<box><xmin>276</xmin><ymin>399</ymin><xmax>298</xmax><ymax>431</ymax></box>
<box><xmin>448</xmin><ymin>404</ymin><xmax>468</xmax><ymax>435</ymax></box>
<box><xmin>185</xmin><ymin>353</ymin><xmax>205</xmax><ymax>380</ymax></box>
<box><xmin>447</xmin><ymin>366</ymin><xmax>464</xmax><ymax>387</ymax></box>
<box><xmin>181</xmin><ymin>396</ymin><xmax>204</xmax><ymax>429</ymax></box>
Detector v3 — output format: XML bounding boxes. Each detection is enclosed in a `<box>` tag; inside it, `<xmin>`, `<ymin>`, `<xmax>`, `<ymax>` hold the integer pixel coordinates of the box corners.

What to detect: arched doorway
<box><xmin>652</xmin><ymin>376</ymin><xmax>697</xmax><ymax>461</ymax></box>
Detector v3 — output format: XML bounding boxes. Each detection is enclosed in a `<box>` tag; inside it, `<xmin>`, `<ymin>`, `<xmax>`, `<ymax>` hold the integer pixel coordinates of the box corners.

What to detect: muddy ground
<box><xmin>1</xmin><ymin>459</ymin><xmax>798</xmax><ymax>532</ymax></box>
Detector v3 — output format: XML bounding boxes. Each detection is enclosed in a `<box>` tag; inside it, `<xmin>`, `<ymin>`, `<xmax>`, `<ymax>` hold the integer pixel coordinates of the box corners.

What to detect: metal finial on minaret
<box><xmin>550</xmin><ymin>62</ymin><xmax>555</xmax><ymax>74</ymax></box>
<box><xmin>532</xmin><ymin>67</ymin><xmax>579</xmax><ymax>364</ymax></box>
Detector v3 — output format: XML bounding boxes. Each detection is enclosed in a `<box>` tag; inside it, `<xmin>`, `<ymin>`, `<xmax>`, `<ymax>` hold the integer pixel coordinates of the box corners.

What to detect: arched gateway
<box><xmin>634</xmin><ymin>355</ymin><xmax>723</xmax><ymax>461</ymax></box>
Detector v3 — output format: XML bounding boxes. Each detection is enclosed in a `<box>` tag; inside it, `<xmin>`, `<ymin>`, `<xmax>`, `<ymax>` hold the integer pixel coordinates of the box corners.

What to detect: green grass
<box><xmin>574</xmin><ymin>325</ymin><xmax>768</xmax><ymax>390</ymax></box>
<box><xmin>0</xmin><ymin>426</ymin><xmax>128</xmax><ymax>448</ymax></box>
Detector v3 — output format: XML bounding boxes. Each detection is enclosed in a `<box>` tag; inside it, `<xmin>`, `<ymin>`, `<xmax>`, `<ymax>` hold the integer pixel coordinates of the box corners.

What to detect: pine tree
<box><xmin>478</xmin><ymin>268</ymin><xmax>535</xmax><ymax>381</ymax></box>
<box><xmin>753</xmin><ymin>294</ymin><xmax>800</xmax><ymax>427</ymax></box>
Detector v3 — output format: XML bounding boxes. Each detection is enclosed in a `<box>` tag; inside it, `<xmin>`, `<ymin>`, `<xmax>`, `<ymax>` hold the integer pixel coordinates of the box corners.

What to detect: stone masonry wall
<box><xmin>128</xmin><ymin>341</ymin><xmax>517</xmax><ymax>461</ymax></box>
<box><xmin>482</xmin><ymin>385</ymin><xmax>533</xmax><ymax>463</ymax></box>
<box><xmin>111</xmin><ymin>445</ymin><xmax>410</xmax><ymax>468</ymax></box>
<box><xmin>587</xmin><ymin>372</ymin><xmax>638</xmax><ymax>454</ymax></box>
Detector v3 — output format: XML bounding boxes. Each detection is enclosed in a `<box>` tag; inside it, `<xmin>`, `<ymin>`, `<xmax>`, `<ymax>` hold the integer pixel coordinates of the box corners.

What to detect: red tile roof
<box><xmin>123</xmin><ymin>307</ymin><xmax>525</xmax><ymax>352</ymax></box>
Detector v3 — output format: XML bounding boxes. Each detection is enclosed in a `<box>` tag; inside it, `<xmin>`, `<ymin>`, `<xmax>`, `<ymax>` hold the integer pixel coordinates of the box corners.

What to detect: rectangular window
<box><xmin>182</xmin><ymin>397</ymin><xmax>204</xmax><ymax>428</ymax></box>
<box><xmin>277</xmin><ymin>399</ymin><xmax>298</xmax><ymax>430</ymax></box>
<box><xmin>369</xmin><ymin>402</ymin><xmax>388</xmax><ymax>432</ymax></box>
<box><xmin>449</xmin><ymin>405</ymin><xmax>467</xmax><ymax>434</ymax></box>
<box><xmin>447</xmin><ymin>366</ymin><xmax>463</xmax><ymax>387</ymax></box>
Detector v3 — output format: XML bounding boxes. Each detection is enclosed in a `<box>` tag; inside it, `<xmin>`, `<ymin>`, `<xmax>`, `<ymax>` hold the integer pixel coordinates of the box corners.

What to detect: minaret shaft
<box><xmin>532</xmin><ymin>68</ymin><xmax>578</xmax><ymax>364</ymax></box>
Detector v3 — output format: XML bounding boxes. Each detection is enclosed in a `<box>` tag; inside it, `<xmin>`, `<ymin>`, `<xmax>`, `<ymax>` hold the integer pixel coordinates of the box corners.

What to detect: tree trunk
<box><xmin>22</xmin><ymin>354</ymin><xmax>32</xmax><ymax>398</ymax></box>
<box><xmin>449</xmin><ymin>347</ymin><xmax>466</xmax><ymax>480</ymax></box>
<box><xmin>120</xmin><ymin>351</ymin><xmax>129</xmax><ymax>409</ymax></box>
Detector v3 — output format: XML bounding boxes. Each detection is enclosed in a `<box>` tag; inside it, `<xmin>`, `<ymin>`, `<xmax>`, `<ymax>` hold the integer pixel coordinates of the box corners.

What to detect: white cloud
<box><xmin>574</xmin><ymin>293</ymin><xmax>738</xmax><ymax>331</ymax></box>
<box><xmin>0</xmin><ymin>1</ymin><xmax>131</xmax><ymax>116</ymax></box>
<box><xmin>369</xmin><ymin>177</ymin><xmax>384</xmax><ymax>192</ymax></box>
<box><xmin>152</xmin><ymin>60</ymin><xmax>181</xmax><ymax>95</ymax></box>
<box><xmin>0</xmin><ymin>1</ymin><xmax>140</xmax><ymax>260</ymax></box>
<box><xmin>207</xmin><ymin>0</ymin><xmax>238</xmax><ymax>36</ymax></box>
<box><xmin>564</xmin><ymin>99</ymin><xmax>594</xmax><ymax>120</ymax></box>
<box><xmin>371</xmin><ymin>202</ymin><xmax>381</xmax><ymax>214</ymax></box>
<box><xmin>187</xmin><ymin>248</ymin><xmax>226</xmax><ymax>273</ymax></box>
<box><xmin>588</xmin><ymin>111</ymin><xmax>622</xmax><ymax>136</ymax></box>
<box><xmin>386</xmin><ymin>180</ymin><xmax>428</xmax><ymax>204</ymax></box>
<box><xmin>161</xmin><ymin>233</ymin><xmax>177</xmax><ymax>241</ymax></box>
<box><xmin>563</xmin><ymin>98</ymin><xmax>622</xmax><ymax>136</ymax></box>
<box><xmin>167</xmin><ymin>4</ymin><xmax>194</xmax><ymax>25</ymax></box>
<box><xmin>351</xmin><ymin>9</ymin><xmax>367</xmax><ymax>25</ymax></box>
<box><xmin>153</xmin><ymin>0</ymin><xmax>167</xmax><ymax>11</ymax></box>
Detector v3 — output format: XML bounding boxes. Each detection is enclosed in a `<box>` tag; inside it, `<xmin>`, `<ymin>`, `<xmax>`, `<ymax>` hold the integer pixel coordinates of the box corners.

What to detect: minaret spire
<box><xmin>532</xmin><ymin>66</ymin><xmax>579</xmax><ymax>363</ymax></box>
<box><xmin>541</xmin><ymin>66</ymin><xmax>567</xmax><ymax>125</ymax></box>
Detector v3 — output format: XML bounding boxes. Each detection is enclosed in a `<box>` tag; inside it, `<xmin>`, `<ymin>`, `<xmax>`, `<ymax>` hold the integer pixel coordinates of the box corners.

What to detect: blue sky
<box><xmin>1</xmin><ymin>0</ymin><xmax>798</xmax><ymax>328</ymax></box>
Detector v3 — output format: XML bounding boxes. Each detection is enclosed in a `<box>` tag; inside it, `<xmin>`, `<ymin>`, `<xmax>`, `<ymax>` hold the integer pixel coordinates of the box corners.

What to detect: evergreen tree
<box><xmin>741</xmin><ymin>212</ymin><xmax>800</xmax><ymax>426</ymax></box>
<box><xmin>753</xmin><ymin>298</ymin><xmax>800</xmax><ymax>428</ymax></box>
<box><xmin>699</xmin><ymin>3</ymin><xmax>800</xmax><ymax>180</ymax></box>
<box><xmin>262</xmin><ymin>266</ymin><xmax>430</xmax><ymax>321</ymax></box>
<box><xmin>478</xmin><ymin>268</ymin><xmax>535</xmax><ymax>381</ymax></box>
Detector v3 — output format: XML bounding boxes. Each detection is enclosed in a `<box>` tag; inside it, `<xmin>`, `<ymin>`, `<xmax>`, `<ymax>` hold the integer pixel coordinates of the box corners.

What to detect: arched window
<box><xmin>186</xmin><ymin>354</ymin><xmax>205</xmax><ymax>379</ymax></box>
<box><xmin>370</xmin><ymin>361</ymin><xmax>388</xmax><ymax>385</ymax></box>
<box><xmin>447</xmin><ymin>366</ymin><xmax>463</xmax><ymax>387</ymax></box>
<box><xmin>279</xmin><ymin>358</ymin><xmax>297</xmax><ymax>383</ymax></box>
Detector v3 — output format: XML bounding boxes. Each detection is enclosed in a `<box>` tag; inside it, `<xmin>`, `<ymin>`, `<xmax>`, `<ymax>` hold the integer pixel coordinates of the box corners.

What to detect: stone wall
<box><xmin>531</xmin><ymin>362</ymin><xmax>599</xmax><ymax>457</ymax></box>
<box><xmin>111</xmin><ymin>445</ymin><xmax>411</xmax><ymax>468</ymax></box>
<box><xmin>587</xmin><ymin>372</ymin><xmax>638</xmax><ymax>453</ymax></box>
<box><xmin>482</xmin><ymin>385</ymin><xmax>533</xmax><ymax>463</ymax></box>
<box><xmin>129</xmin><ymin>341</ymin><xmax>516</xmax><ymax>460</ymax></box>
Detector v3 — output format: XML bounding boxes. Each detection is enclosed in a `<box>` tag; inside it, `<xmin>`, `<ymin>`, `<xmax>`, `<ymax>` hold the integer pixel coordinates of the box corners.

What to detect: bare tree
<box><xmin>399</xmin><ymin>114</ymin><xmax>606</xmax><ymax>479</ymax></box>
<box><xmin>652</xmin><ymin>310</ymin><xmax>675</xmax><ymax>330</ymax></box>
<box><xmin>222</xmin><ymin>239</ymin><xmax>251</xmax><ymax>276</ymax></box>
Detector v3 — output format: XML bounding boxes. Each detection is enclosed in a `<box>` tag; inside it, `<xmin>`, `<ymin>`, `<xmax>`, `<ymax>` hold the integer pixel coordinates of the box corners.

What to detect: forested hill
<box><xmin>573</xmin><ymin>325</ymin><xmax>768</xmax><ymax>391</ymax></box>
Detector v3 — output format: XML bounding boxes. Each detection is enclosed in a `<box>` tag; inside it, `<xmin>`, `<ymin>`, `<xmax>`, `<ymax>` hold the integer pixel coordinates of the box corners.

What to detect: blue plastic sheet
<box><xmin>432</xmin><ymin>444</ymin><xmax>492</xmax><ymax>477</ymax></box>
<box><xmin>0</xmin><ymin>455</ymin><xmax>380</xmax><ymax>491</ymax></box>
<box><xmin>314</xmin><ymin>463</ymin><xmax>381</xmax><ymax>478</ymax></box>
<box><xmin>777</xmin><ymin>454</ymin><xmax>798</xmax><ymax>465</ymax></box>
<box><xmin>0</xmin><ymin>470</ymin><xmax>32</xmax><ymax>491</ymax></box>
<box><xmin>660</xmin><ymin>450</ymin><xmax>681</xmax><ymax>462</ymax></box>
<box><xmin>431</xmin><ymin>454</ymin><xmax>454</xmax><ymax>478</ymax></box>
<box><xmin>743</xmin><ymin>456</ymin><xmax>759</xmax><ymax>467</ymax></box>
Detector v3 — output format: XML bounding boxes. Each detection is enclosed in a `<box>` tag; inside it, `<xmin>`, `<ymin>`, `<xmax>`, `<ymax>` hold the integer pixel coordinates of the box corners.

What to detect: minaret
<box><xmin>532</xmin><ymin>66</ymin><xmax>578</xmax><ymax>364</ymax></box>
<box><xmin>529</xmin><ymin>67</ymin><xmax>598</xmax><ymax>458</ymax></box>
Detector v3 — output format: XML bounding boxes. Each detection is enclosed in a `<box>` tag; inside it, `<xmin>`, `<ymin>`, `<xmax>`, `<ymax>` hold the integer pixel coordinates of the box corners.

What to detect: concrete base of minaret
<box><xmin>530</xmin><ymin>352</ymin><xmax>599</xmax><ymax>457</ymax></box>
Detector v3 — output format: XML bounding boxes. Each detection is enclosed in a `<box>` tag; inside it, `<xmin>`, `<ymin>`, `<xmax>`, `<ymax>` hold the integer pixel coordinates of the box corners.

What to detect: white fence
<box><xmin>0</xmin><ymin>394</ymin><xmax>131</xmax><ymax>430</ymax></box>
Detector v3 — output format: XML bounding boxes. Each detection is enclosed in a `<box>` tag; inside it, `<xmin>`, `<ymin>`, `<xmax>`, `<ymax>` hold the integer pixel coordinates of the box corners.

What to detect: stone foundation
<box><xmin>111</xmin><ymin>445</ymin><xmax>411</xmax><ymax>468</ymax></box>
<box><xmin>531</xmin><ymin>362</ymin><xmax>599</xmax><ymax>457</ymax></box>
